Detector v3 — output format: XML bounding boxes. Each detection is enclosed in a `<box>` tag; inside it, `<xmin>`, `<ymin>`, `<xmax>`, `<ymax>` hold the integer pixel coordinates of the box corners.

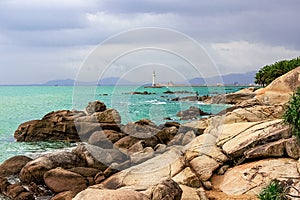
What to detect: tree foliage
<box><xmin>283</xmin><ymin>86</ymin><xmax>300</xmax><ymax>138</ymax></box>
<box><xmin>255</xmin><ymin>57</ymin><xmax>300</xmax><ymax>86</ymax></box>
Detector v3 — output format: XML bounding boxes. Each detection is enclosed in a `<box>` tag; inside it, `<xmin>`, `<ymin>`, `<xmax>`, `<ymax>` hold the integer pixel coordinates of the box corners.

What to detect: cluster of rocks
<box><xmin>2</xmin><ymin>66</ymin><xmax>300</xmax><ymax>199</ymax></box>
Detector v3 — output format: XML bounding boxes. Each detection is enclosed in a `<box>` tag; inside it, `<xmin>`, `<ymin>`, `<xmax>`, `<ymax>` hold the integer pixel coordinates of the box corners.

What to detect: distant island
<box><xmin>33</xmin><ymin>71</ymin><xmax>257</xmax><ymax>86</ymax></box>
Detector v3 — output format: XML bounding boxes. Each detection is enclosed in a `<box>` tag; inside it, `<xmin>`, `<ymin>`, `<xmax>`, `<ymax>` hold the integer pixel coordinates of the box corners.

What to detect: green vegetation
<box><xmin>283</xmin><ymin>86</ymin><xmax>300</xmax><ymax>138</ymax></box>
<box><xmin>258</xmin><ymin>179</ymin><xmax>288</xmax><ymax>200</ymax></box>
<box><xmin>255</xmin><ymin>57</ymin><xmax>300</xmax><ymax>86</ymax></box>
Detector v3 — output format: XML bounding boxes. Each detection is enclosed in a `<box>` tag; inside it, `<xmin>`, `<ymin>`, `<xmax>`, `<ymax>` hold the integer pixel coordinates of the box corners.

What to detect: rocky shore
<box><xmin>1</xmin><ymin>66</ymin><xmax>300</xmax><ymax>200</ymax></box>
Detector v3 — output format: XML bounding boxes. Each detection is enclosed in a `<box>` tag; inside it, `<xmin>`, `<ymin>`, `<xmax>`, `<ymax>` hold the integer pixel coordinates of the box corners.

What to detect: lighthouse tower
<box><xmin>152</xmin><ymin>71</ymin><xmax>156</xmax><ymax>87</ymax></box>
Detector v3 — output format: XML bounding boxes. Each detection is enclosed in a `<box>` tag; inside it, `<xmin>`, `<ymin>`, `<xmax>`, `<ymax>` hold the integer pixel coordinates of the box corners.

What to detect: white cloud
<box><xmin>210</xmin><ymin>41</ymin><xmax>300</xmax><ymax>73</ymax></box>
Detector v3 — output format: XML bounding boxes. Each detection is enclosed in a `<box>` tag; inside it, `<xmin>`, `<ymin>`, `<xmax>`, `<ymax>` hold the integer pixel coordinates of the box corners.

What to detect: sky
<box><xmin>0</xmin><ymin>0</ymin><xmax>299</xmax><ymax>84</ymax></box>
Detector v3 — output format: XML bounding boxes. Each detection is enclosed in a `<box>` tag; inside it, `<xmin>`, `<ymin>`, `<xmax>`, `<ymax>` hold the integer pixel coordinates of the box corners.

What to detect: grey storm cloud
<box><xmin>0</xmin><ymin>0</ymin><xmax>299</xmax><ymax>84</ymax></box>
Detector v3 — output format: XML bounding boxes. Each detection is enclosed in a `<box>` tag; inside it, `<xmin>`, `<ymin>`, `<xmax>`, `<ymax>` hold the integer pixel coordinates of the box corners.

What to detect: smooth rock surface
<box><xmin>44</xmin><ymin>168</ymin><xmax>87</xmax><ymax>193</ymax></box>
<box><xmin>220</xmin><ymin>158</ymin><xmax>300</xmax><ymax>195</ymax></box>
<box><xmin>73</xmin><ymin>188</ymin><xmax>150</xmax><ymax>200</ymax></box>
<box><xmin>0</xmin><ymin>156</ymin><xmax>32</xmax><ymax>177</ymax></box>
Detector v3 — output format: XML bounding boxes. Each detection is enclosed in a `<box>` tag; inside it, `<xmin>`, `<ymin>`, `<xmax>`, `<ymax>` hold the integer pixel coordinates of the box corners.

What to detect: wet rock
<box><xmin>86</xmin><ymin>100</ymin><xmax>106</xmax><ymax>115</ymax></box>
<box><xmin>44</xmin><ymin>168</ymin><xmax>87</xmax><ymax>193</ymax></box>
<box><xmin>19</xmin><ymin>151</ymin><xmax>85</xmax><ymax>184</ymax></box>
<box><xmin>73</xmin><ymin>188</ymin><xmax>150</xmax><ymax>200</ymax></box>
<box><xmin>0</xmin><ymin>156</ymin><xmax>32</xmax><ymax>177</ymax></box>
<box><xmin>176</xmin><ymin>106</ymin><xmax>210</xmax><ymax>120</ymax></box>
<box><xmin>150</xmin><ymin>179</ymin><xmax>182</xmax><ymax>200</ymax></box>
<box><xmin>14</xmin><ymin>110</ymin><xmax>85</xmax><ymax>142</ymax></box>
<box><xmin>122</xmin><ymin>119</ymin><xmax>160</xmax><ymax>138</ymax></box>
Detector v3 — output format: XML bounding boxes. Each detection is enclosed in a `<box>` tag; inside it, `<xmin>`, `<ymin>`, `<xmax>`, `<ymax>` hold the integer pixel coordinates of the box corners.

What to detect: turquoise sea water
<box><xmin>0</xmin><ymin>85</ymin><xmax>247</xmax><ymax>163</ymax></box>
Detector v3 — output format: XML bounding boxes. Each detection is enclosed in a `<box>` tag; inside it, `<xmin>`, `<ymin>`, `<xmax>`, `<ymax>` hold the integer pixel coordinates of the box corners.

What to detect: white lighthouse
<box><xmin>152</xmin><ymin>70</ymin><xmax>156</xmax><ymax>86</ymax></box>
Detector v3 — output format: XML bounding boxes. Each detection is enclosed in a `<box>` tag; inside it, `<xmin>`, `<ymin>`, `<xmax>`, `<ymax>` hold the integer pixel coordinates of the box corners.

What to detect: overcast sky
<box><xmin>0</xmin><ymin>0</ymin><xmax>299</xmax><ymax>84</ymax></box>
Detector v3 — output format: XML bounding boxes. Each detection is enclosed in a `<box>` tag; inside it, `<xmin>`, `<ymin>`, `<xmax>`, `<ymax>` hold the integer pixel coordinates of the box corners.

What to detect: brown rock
<box><xmin>93</xmin><ymin>109</ymin><xmax>121</xmax><ymax>124</ymax></box>
<box><xmin>285</xmin><ymin>136</ymin><xmax>300</xmax><ymax>159</ymax></box>
<box><xmin>51</xmin><ymin>190</ymin><xmax>77</xmax><ymax>200</ymax></box>
<box><xmin>172</xmin><ymin>167</ymin><xmax>201</xmax><ymax>188</ymax></box>
<box><xmin>0</xmin><ymin>156</ymin><xmax>32</xmax><ymax>177</ymax></box>
<box><xmin>73</xmin><ymin>188</ymin><xmax>150</xmax><ymax>200</ymax></box>
<box><xmin>156</xmin><ymin>126</ymin><xmax>178</xmax><ymax>144</ymax></box>
<box><xmin>176</xmin><ymin>106</ymin><xmax>210</xmax><ymax>120</ymax></box>
<box><xmin>244</xmin><ymin>139</ymin><xmax>286</xmax><ymax>159</ymax></box>
<box><xmin>19</xmin><ymin>151</ymin><xmax>85</xmax><ymax>184</ymax></box>
<box><xmin>14</xmin><ymin>110</ymin><xmax>85</xmax><ymax>142</ymax></box>
<box><xmin>150</xmin><ymin>179</ymin><xmax>182</xmax><ymax>200</ymax></box>
<box><xmin>0</xmin><ymin>177</ymin><xmax>10</xmax><ymax>194</ymax></box>
<box><xmin>128</xmin><ymin>141</ymin><xmax>145</xmax><ymax>155</ymax></box>
<box><xmin>72</xmin><ymin>143</ymin><xmax>128</xmax><ymax>170</ymax></box>
<box><xmin>6</xmin><ymin>183</ymin><xmax>27</xmax><ymax>199</ymax></box>
<box><xmin>167</xmin><ymin>133</ymin><xmax>184</xmax><ymax>146</ymax></box>
<box><xmin>86</xmin><ymin>100</ymin><xmax>106</xmax><ymax>115</ymax></box>
<box><xmin>68</xmin><ymin>167</ymin><xmax>99</xmax><ymax>177</ymax></box>
<box><xmin>114</xmin><ymin>136</ymin><xmax>140</xmax><ymax>149</ymax></box>
<box><xmin>94</xmin><ymin>172</ymin><xmax>105</xmax><ymax>184</ymax></box>
<box><xmin>44</xmin><ymin>168</ymin><xmax>87</xmax><ymax>193</ymax></box>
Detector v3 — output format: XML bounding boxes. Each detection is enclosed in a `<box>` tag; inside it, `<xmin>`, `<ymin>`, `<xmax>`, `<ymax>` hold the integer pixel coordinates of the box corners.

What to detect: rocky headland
<box><xmin>1</xmin><ymin>66</ymin><xmax>300</xmax><ymax>200</ymax></box>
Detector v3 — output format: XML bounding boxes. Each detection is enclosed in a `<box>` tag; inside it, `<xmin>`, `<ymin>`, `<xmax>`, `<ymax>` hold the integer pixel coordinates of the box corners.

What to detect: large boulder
<box><xmin>0</xmin><ymin>156</ymin><xmax>32</xmax><ymax>177</ymax></box>
<box><xmin>101</xmin><ymin>147</ymin><xmax>185</xmax><ymax>191</ymax></box>
<box><xmin>219</xmin><ymin>158</ymin><xmax>300</xmax><ymax>195</ymax></box>
<box><xmin>73</xmin><ymin>188</ymin><xmax>149</xmax><ymax>200</ymax></box>
<box><xmin>218</xmin><ymin>119</ymin><xmax>291</xmax><ymax>158</ymax></box>
<box><xmin>14</xmin><ymin>110</ymin><xmax>85</xmax><ymax>142</ymax></box>
<box><xmin>19</xmin><ymin>151</ymin><xmax>85</xmax><ymax>184</ymax></box>
<box><xmin>256</xmin><ymin>66</ymin><xmax>300</xmax><ymax>105</ymax></box>
<box><xmin>44</xmin><ymin>168</ymin><xmax>87</xmax><ymax>193</ymax></box>
<box><xmin>222</xmin><ymin>105</ymin><xmax>285</xmax><ymax>124</ymax></box>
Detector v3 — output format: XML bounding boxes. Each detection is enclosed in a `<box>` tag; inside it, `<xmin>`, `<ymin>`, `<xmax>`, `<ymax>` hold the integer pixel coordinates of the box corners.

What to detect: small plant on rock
<box><xmin>283</xmin><ymin>86</ymin><xmax>300</xmax><ymax>138</ymax></box>
<box><xmin>258</xmin><ymin>179</ymin><xmax>288</xmax><ymax>200</ymax></box>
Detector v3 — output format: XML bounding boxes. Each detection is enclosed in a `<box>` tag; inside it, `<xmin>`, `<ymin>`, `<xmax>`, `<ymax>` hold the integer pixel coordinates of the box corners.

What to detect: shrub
<box><xmin>258</xmin><ymin>179</ymin><xmax>288</xmax><ymax>200</ymax></box>
<box><xmin>283</xmin><ymin>87</ymin><xmax>300</xmax><ymax>138</ymax></box>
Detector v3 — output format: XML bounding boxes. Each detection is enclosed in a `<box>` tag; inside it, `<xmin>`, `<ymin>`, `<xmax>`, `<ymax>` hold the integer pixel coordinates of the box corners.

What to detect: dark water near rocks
<box><xmin>0</xmin><ymin>85</ymin><xmax>247</xmax><ymax>164</ymax></box>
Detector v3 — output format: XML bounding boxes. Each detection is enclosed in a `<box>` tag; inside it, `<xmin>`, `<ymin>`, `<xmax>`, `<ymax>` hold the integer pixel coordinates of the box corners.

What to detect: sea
<box><xmin>0</xmin><ymin>85</ymin><xmax>248</xmax><ymax>164</ymax></box>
